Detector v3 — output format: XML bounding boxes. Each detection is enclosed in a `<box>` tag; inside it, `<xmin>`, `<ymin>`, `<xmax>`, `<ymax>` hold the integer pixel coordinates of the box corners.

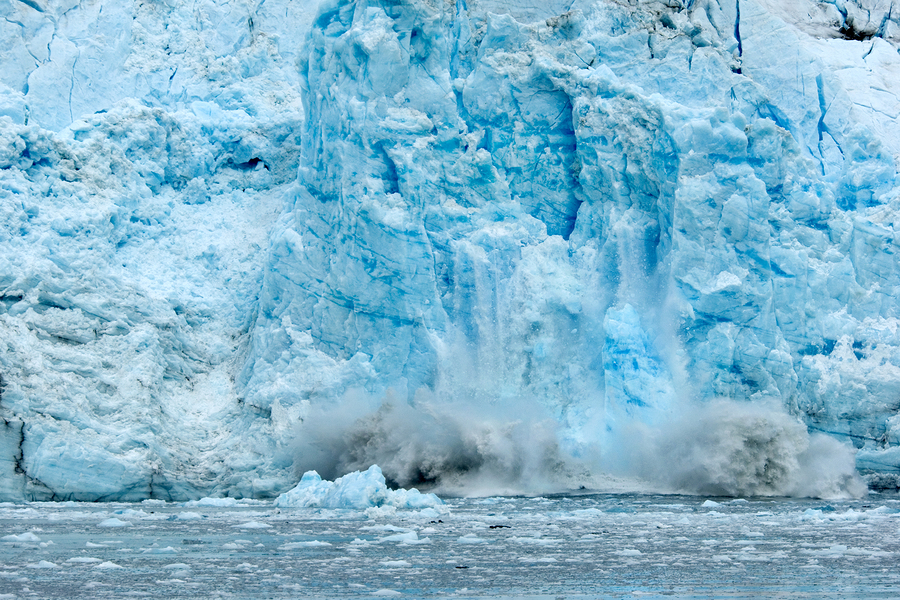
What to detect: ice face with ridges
<box><xmin>0</xmin><ymin>0</ymin><xmax>899</xmax><ymax>501</ymax></box>
<box><xmin>243</xmin><ymin>0</ymin><xmax>900</xmax><ymax>491</ymax></box>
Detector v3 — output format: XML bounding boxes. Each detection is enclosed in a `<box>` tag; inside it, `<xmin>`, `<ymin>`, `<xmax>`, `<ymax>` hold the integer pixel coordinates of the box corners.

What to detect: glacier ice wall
<box><xmin>0</xmin><ymin>0</ymin><xmax>314</xmax><ymax>500</ymax></box>
<box><xmin>2</xmin><ymin>0</ymin><xmax>900</xmax><ymax>500</ymax></box>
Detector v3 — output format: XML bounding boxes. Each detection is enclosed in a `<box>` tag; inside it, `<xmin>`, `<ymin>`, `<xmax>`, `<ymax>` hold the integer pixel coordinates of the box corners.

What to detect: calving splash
<box><xmin>244</xmin><ymin>0</ymin><xmax>874</xmax><ymax>498</ymax></box>
<box><xmin>287</xmin><ymin>349</ymin><xmax>864</xmax><ymax>499</ymax></box>
<box><xmin>1</xmin><ymin>0</ymin><xmax>899</xmax><ymax>501</ymax></box>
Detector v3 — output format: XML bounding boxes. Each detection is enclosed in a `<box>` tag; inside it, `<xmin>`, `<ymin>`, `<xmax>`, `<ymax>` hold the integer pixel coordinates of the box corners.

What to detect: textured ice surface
<box><xmin>0</xmin><ymin>494</ymin><xmax>899</xmax><ymax>598</ymax></box>
<box><xmin>274</xmin><ymin>465</ymin><xmax>443</xmax><ymax>509</ymax></box>
<box><xmin>2</xmin><ymin>0</ymin><xmax>900</xmax><ymax>501</ymax></box>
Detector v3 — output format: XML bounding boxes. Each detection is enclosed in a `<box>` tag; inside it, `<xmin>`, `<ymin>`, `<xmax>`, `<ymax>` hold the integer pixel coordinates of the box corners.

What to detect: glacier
<box><xmin>2</xmin><ymin>0</ymin><xmax>900</xmax><ymax>501</ymax></box>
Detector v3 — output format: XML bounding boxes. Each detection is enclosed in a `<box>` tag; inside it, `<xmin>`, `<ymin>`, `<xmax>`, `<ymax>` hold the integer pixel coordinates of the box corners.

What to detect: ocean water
<box><xmin>1</xmin><ymin>494</ymin><xmax>898</xmax><ymax>599</ymax></box>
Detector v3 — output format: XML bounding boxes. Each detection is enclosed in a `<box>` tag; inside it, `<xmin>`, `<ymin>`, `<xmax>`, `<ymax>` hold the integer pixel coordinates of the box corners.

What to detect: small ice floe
<box><xmin>231</xmin><ymin>521</ymin><xmax>271</xmax><ymax>529</ymax></box>
<box><xmin>380</xmin><ymin>560</ymin><xmax>411</xmax><ymax>567</ymax></box>
<box><xmin>613</xmin><ymin>549</ymin><xmax>643</xmax><ymax>557</ymax></box>
<box><xmin>372</xmin><ymin>589</ymin><xmax>402</xmax><ymax>596</ymax></box>
<box><xmin>184</xmin><ymin>497</ymin><xmax>240</xmax><ymax>507</ymax></box>
<box><xmin>381</xmin><ymin>531</ymin><xmax>419</xmax><ymax>543</ymax></box>
<box><xmin>509</xmin><ymin>536</ymin><xmax>560</xmax><ymax>545</ymax></box>
<box><xmin>279</xmin><ymin>541</ymin><xmax>333</xmax><ymax>549</ymax></box>
<box><xmin>360</xmin><ymin>524</ymin><xmax>409</xmax><ymax>533</ymax></box>
<box><xmin>701</xmin><ymin>500</ymin><xmax>721</xmax><ymax>508</ymax></box>
<box><xmin>27</xmin><ymin>560</ymin><xmax>58</xmax><ymax>569</ymax></box>
<box><xmin>799</xmin><ymin>545</ymin><xmax>891</xmax><ymax>559</ymax></box>
<box><xmin>2</xmin><ymin>532</ymin><xmax>41</xmax><ymax>542</ymax></box>
<box><xmin>349</xmin><ymin>538</ymin><xmax>374</xmax><ymax>546</ymax></box>
<box><xmin>98</xmin><ymin>518</ymin><xmax>131</xmax><ymax>528</ymax></box>
<box><xmin>176</xmin><ymin>512</ymin><xmax>203</xmax><ymax>520</ymax></box>
<box><xmin>95</xmin><ymin>562</ymin><xmax>124</xmax><ymax>569</ymax></box>
<box><xmin>457</xmin><ymin>534</ymin><xmax>488</xmax><ymax>544</ymax></box>
<box><xmin>142</xmin><ymin>546</ymin><xmax>178</xmax><ymax>554</ymax></box>
<box><xmin>67</xmin><ymin>557</ymin><xmax>102</xmax><ymax>564</ymax></box>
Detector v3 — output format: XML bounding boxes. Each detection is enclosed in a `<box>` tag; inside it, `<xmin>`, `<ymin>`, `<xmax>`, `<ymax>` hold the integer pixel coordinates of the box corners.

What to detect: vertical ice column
<box><xmin>0</xmin><ymin>420</ymin><xmax>25</xmax><ymax>501</ymax></box>
<box><xmin>600</xmin><ymin>305</ymin><xmax>676</xmax><ymax>468</ymax></box>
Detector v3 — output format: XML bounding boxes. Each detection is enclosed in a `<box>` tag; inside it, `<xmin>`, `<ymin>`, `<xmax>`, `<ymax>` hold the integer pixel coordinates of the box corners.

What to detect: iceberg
<box><xmin>274</xmin><ymin>465</ymin><xmax>443</xmax><ymax>510</ymax></box>
<box><xmin>1</xmin><ymin>0</ymin><xmax>899</xmax><ymax>500</ymax></box>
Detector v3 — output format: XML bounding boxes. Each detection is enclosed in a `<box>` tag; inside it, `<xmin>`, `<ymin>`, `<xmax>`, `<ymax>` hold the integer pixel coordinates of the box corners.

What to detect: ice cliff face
<box><xmin>2</xmin><ymin>0</ymin><xmax>900</xmax><ymax>500</ymax></box>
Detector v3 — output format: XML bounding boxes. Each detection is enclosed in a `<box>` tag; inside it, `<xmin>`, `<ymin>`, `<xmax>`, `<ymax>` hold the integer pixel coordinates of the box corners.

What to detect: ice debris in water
<box><xmin>274</xmin><ymin>465</ymin><xmax>443</xmax><ymax>510</ymax></box>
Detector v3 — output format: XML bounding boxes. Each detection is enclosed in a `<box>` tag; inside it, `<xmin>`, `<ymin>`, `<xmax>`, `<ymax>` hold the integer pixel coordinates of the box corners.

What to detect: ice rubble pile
<box><xmin>274</xmin><ymin>465</ymin><xmax>442</xmax><ymax>509</ymax></box>
<box><xmin>2</xmin><ymin>0</ymin><xmax>900</xmax><ymax>501</ymax></box>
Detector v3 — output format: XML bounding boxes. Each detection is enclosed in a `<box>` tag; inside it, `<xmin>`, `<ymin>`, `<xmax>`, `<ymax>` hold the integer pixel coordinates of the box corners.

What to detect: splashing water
<box><xmin>289</xmin><ymin>388</ymin><xmax>865</xmax><ymax>499</ymax></box>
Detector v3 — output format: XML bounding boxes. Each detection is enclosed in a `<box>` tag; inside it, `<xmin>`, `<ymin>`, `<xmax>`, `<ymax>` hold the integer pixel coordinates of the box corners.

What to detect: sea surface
<box><xmin>1</xmin><ymin>493</ymin><xmax>898</xmax><ymax>599</ymax></box>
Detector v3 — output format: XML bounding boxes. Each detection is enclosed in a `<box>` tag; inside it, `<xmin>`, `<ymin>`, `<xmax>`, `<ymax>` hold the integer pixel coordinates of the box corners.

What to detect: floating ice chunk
<box><xmin>27</xmin><ymin>560</ymin><xmax>58</xmax><ymax>568</ymax></box>
<box><xmin>142</xmin><ymin>546</ymin><xmax>178</xmax><ymax>554</ymax></box>
<box><xmin>380</xmin><ymin>560</ymin><xmax>411</xmax><ymax>568</ymax></box>
<box><xmin>231</xmin><ymin>521</ymin><xmax>270</xmax><ymax>529</ymax></box>
<box><xmin>67</xmin><ymin>557</ymin><xmax>102</xmax><ymax>563</ymax></box>
<box><xmin>457</xmin><ymin>534</ymin><xmax>489</xmax><ymax>544</ymax></box>
<box><xmin>176</xmin><ymin>512</ymin><xmax>203</xmax><ymax>520</ymax></box>
<box><xmin>702</xmin><ymin>500</ymin><xmax>722</xmax><ymax>507</ymax></box>
<box><xmin>365</xmin><ymin>506</ymin><xmax>398</xmax><ymax>519</ymax></box>
<box><xmin>2</xmin><ymin>532</ymin><xmax>40</xmax><ymax>542</ymax></box>
<box><xmin>98</xmin><ymin>518</ymin><xmax>131</xmax><ymax>527</ymax></box>
<box><xmin>184</xmin><ymin>498</ymin><xmax>240</xmax><ymax>507</ymax></box>
<box><xmin>381</xmin><ymin>531</ymin><xmax>419</xmax><ymax>543</ymax></box>
<box><xmin>510</xmin><ymin>536</ymin><xmax>560</xmax><ymax>545</ymax></box>
<box><xmin>274</xmin><ymin>465</ymin><xmax>442</xmax><ymax>510</ymax></box>
<box><xmin>95</xmin><ymin>561</ymin><xmax>124</xmax><ymax>569</ymax></box>
<box><xmin>279</xmin><ymin>541</ymin><xmax>332</xmax><ymax>549</ymax></box>
<box><xmin>372</xmin><ymin>590</ymin><xmax>402</xmax><ymax>596</ymax></box>
<box><xmin>360</xmin><ymin>524</ymin><xmax>410</xmax><ymax>533</ymax></box>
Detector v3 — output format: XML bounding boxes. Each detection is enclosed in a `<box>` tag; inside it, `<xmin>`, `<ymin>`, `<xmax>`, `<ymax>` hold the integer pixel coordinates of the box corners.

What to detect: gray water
<box><xmin>1</xmin><ymin>493</ymin><xmax>899</xmax><ymax>599</ymax></box>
